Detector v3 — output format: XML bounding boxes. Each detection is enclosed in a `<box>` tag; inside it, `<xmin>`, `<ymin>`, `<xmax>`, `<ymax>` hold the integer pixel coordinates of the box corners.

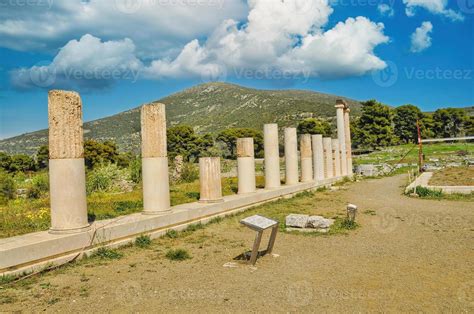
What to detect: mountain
<box><xmin>0</xmin><ymin>82</ymin><xmax>362</xmax><ymax>155</ymax></box>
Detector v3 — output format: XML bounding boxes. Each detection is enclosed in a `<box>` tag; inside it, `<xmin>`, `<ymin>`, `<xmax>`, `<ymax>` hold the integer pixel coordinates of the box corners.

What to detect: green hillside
<box><xmin>0</xmin><ymin>82</ymin><xmax>361</xmax><ymax>155</ymax></box>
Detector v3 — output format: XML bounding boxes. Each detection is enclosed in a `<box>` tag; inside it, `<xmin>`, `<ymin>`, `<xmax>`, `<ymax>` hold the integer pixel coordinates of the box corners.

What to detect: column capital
<box><xmin>336</xmin><ymin>99</ymin><xmax>348</xmax><ymax>109</ymax></box>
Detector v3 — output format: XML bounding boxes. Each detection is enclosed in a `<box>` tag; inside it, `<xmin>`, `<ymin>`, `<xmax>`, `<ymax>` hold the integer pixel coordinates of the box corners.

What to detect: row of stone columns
<box><xmin>47</xmin><ymin>90</ymin><xmax>353</xmax><ymax>234</ymax></box>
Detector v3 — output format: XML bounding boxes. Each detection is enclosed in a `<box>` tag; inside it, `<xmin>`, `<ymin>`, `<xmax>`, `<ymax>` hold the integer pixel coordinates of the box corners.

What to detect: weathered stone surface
<box><xmin>285</xmin><ymin>214</ymin><xmax>309</xmax><ymax>228</ymax></box>
<box><xmin>237</xmin><ymin>138</ymin><xmax>254</xmax><ymax>157</ymax></box>
<box><xmin>141</xmin><ymin>103</ymin><xmax>167</xmax><ymax>158</ymax></box>
<box><xmin>300</xmin><ymin>134</ymin><xmax>312</xmax><ymax>158</ymax></box>
<box><xmin>48</xmin><ymin>90</ymin><xmax>84</xmax><ymax>159</ymax></box>
<box><xmin>306</xmin><ymin>216</ymin><xmax>334</xmax><ymax>229</ymax></box>
<box><xmin>199</xmin><ymin>157</ymin><xmax>223</xmax><ymax>203</ymax></box>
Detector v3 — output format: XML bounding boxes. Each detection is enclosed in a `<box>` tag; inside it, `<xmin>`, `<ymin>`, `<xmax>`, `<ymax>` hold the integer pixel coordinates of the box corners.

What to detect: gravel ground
<box><xmin>1</xmin><ymin>174</ymin><xmax>473</xmax><ymax>313</ymax></box>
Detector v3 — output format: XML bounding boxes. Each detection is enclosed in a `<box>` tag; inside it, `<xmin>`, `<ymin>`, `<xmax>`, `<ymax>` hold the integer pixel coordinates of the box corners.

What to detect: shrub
<box><xmin>129</xmin><ymin>158</ymin><xmax>142</xmax><ymax>183</ymax></box>
<box><xmin>165</xmin><ymin>248</ymin><xmax>191</xmax><ymax>261</ymax></box>
<box><xmin>408</xmin><ymin>186</ymin><xmax>444</xmax><ymax>198</ymax></box>
<box><xmin>179</xmin><ymin>163</ymin><xmax>199</xmax><ymax>183</ymax></box>
<box><xmin>0</xmin><ymin>171</ymin><xmax>16</xmax><ymax>203</ymax></box>
<box><xmin>165</xmin><ymin>229</ymin><xmax>179</xmax><ymax>239</ymax></box>
<box><xmin>135</xmin><ymin>235</ymin><xmax>152</xmax><ymax>248</ymax></box>
<box><xmin>93</xmin><ymin>247</ymin><xmax>123</xmax><ymax>260</ymax></box>
<box><xmin>86</xmin><ymin>163</ymin><xmax>120</xmax><ymax>194</ymax></box>
<box><xmin>27</xmin><ymin>173</ymin><xmax>49</xmax><ymax>199</ymax></box>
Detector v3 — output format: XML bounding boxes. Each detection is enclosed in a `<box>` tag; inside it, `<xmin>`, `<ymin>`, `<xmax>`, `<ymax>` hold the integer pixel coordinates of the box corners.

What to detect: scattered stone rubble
<box><xmin>285</xmin><ymin>214</ymin><xmax>335</xmax><ymax>233</ymax></box>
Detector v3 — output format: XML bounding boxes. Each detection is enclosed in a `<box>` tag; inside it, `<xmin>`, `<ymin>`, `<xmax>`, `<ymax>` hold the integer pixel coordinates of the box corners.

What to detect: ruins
<box><xmin>0</xmin><ymin>90</ymin><xmax>353</xmax><ymax>277</ymax></box>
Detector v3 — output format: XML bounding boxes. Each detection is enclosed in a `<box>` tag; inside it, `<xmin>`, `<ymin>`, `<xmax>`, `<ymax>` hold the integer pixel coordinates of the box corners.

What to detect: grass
<box><xmin>406</xmin><ymin>186</ymin><xmax>474</xmax><ymax>201</ymax></box>
<box><xmin>135</xmin><ymin>235</ymin><xmax>152</xmax><ymax>248</ymax></box>
<box><xmin>92</xmin><ymin>247</ymin><xmax>123</xmax><ymax>260</ymax></box>
<box><xmin>429</xmin><ymin>167</ymin><xmax>474</xmax><ymax>186</ymax></box>
<box><xmin>0</xmin><ymin>176</ymin><xmax>250</xmax><ymax>238</ymax></box>
<box><xmin>354</xmin><ymin>142</ymin><xmax>473</xmax><ymax>166</ymax></box>
<box><xmin>165</xmin><ymin>248</ymin><xmax>192</xmax><ymax>261</ymax></box>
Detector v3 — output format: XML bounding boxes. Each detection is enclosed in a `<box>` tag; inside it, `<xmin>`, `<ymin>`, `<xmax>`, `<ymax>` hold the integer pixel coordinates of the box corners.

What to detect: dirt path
<box><xmin>1</xmin><ymin>175</ymin><xmax>473</xmax><ymax>313</ymax></box>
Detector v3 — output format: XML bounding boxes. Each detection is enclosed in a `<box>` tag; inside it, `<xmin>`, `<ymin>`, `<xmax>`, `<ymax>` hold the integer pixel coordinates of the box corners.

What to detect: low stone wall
<box><xmin>0</xmin><ymin>177</ymin><xmax>342</xmax><ymax>277</ymax></box>
<box><xmin>405</xmin><ymin>172</ymin><xmax>474</xmax><ymax>195</ymax></box>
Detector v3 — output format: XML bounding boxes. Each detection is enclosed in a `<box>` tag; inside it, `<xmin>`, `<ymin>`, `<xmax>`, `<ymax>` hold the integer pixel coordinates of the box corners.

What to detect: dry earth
<box><xmin>1</xmin><ymin>175</ymin><xmax>473</xmax><ymax>313</ymax></box>
<box><xmin>430</xmin><ymin>167</ymin><xmax>474</xmax><ymax>186</ymax></box>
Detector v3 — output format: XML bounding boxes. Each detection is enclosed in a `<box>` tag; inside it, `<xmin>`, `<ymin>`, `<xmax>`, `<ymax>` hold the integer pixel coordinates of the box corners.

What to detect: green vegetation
<box><xmin>297</xmin><ymin>118</ymin><xmax>332</xmax><ymax>137</ymax></box>
<box><xmin>165</xmin><ymin>248</ymin><xmax>192</xmax><ymax>261</ymax></box>
<box><xmin>92</xmin><ymin>247</ymin><xmax>123</xmax><ymax>260</ymax></box>
<box><xmin>135</xmin><ymin>235</ymin><xmax>152</xmax><ymax>248</ymax></box>
<box><xmin>216</xmin><ymin>128</ymin><xmax>264</xmax><ymax>158</ymax></box>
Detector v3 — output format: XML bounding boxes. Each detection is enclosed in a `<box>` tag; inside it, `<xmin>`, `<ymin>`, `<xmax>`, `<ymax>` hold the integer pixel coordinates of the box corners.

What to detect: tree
<box><xmin>432</xmin><ymin>108</ymin><xmax>468</xmax><ymax>138</ymax></box>
<box><xmin>393</xmin><ymin>105</ymin><xmax>423</xmax><ymax>143</ymax></box>
<box><xmin>465</xmin><ymin>116</ymin><xmax>474</xmax><ymax>136</ymax></box>
<box><xmin>420</xmin><ymin>113</ymin><xmax>436</xmax><ymax>139</ymax></box>
<box><xmin>84</xmin><ymin>140</ymin><xmax>119</xmax><ymax>169</ymax></box>
<box><xmin>216</xmin><ymin>128</ymin><xmax>264</xmax><ymax>159</ymax></box>
<box><xmin>352</xmin><ymin>100</ymin><xmax>396</xmax><ymax>149</ymax></box>
<box><xmin>0</xmin><ymin>152</ymin><xmax>12</xmax><ymax>172</ymax></box>
<box><xmin>9</xmin><ymin>154</ymin><xmax>36</xmax><ymax>173</ymax></box>
<box><xmin>36</xmin><ymin>145</ymin><xmax>49</xmax><ymax>169</ymax></box>
<box><xmin>297</xmin><ymin>118</ymin><xmax>332</xmax><ymax>137</ymax></box>
<box><xmin>167</xmin><ymin>125</ymin><xmax>214</xmax><ymax>161</ymax></box>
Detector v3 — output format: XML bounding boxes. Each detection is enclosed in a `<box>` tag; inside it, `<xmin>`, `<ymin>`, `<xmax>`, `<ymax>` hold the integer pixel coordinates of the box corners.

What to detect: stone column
<box><xmin>323</xmin><ymin>137</ymin><xmax>334</xmax><ymax>179</ymax></box>
<box><xmin>264</xmin><ymin>124</ymin><xmax>281</xmax><ymax>189</ymax></box>
<box><xmin>284</xmin><ymin>128</ymin><xmax>298</xmax><ymax>185</ymax></box>
<box><xmin>300</xmin><ymin>134</ymin><xmax>313</xmax><ymax>182</ymax></box>
<box><xmin>335</xmin><ymin>100</ymin><xmax>348</xmax><ymax>176</ymax></box>
<box><xmin>311</xmin><ymin>134</ymin><xmax>325</xmax><ymax>182</ymax></box>
<box><xmin>344</xmin><ymin>108</ymin><xmax>354</xmax><ymax>176</ymax></box>
<box><xmin>141</xmin><ymin>103</ymin><xmax>171</xmax><ymax>215</ymax></box>
<box><xmin>237</xmin><ymin>138</ymin><xmax>256</xmax><ymax>194</ymax></box>
<box><xmin>199</xmin><ymin>157</ymin><xmax>223</xmax><ymax>203</ymax></box>
<box><xmin>332</xmin><ymin>139</ymin><xmax>341</xmax><ymax>177</ymax></box>
<box><xmin>48</xmin><ymin>90</ymin><xmax>89</xmax><ymax>234</ymax></box>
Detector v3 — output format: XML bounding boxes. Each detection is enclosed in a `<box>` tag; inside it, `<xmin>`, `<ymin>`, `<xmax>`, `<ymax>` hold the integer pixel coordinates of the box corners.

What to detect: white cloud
<box><xmin>403</xmin><ymin>0</ymin><xmax>464</xmax><ymax>21</ymax></box>
<box><xmin>378</xmin><ymin>4</ymin><xmax>395</xmax><ymax>17</ymax></box>
<box><xmin>11</xmin><ymin>0</ymin><xmax>390</xmax><ymax>88</ymax></box>
<box><xmin>410</xmin><ymin>21</ymin><xmax>433</xmax><ymax>53</ymax></box>
<box><xmin>0</xmin><ymin>0</ymin><xmax>248</xmax><ymax>58</ymax></box>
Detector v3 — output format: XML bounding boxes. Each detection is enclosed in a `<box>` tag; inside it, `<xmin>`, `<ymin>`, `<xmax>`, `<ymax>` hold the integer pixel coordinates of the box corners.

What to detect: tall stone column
<box><xmin>284</xmin><ymin>128</ymin><xmax>298</xmax><ymax>185</ymax></box>
<box><xmin>311</xmin><ymin>134</ymin><xmax>325</xmax><ymax>182</ymax></box>
<box><xmin>344</xmin><ymin>108</ymin><xmax>354</xmax><ymax>176</ymax></box>
<box><xmin>141</xmin><ymin>103</ymin><xmax>171</xmax><ymax>215</ymax></box>
<box><xmin>237</xmin><ymin>138</ymin><xmax>256</xmax><ymax>194</ymax></box>
<box><xmin>332</xmin><ymin>139</ymin><xmax>342</xmax><ymax>177</ymax></box>
<box><xmin>323</xmin><ymin>137</ymin><xmax>334</xmax><ymax>179</ymax></box>
<box><xmin>264</xmin><ymin>124</ymin><xmax>281</xmax><ymax>189</ymax></box>
<box><xmin>300</xmin><ymin>134</ymin><xmax>313</xmax><ymax>182</ymax></box>
<box><xmin>48</xmin><ymin>90</ymin><xmax>90</xmax><ymax>234</ymax></box>
<box><xmin>199</xmin><ymin>157</ymin><xmax>223</xmax><ymax>203</ymax></box>
<box><xmin>335</xmin><ymin>100</ymin><xmax>348</xmax><ymax>176</ymax></box>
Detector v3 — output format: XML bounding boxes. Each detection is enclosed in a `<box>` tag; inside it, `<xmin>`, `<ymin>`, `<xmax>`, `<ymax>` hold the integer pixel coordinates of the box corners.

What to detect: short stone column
<box><xmin>141</xmin><ymin>103</ymin><xmax>171</xmax><ymax>215</ymax></box>
<box><xmin>335</xmin><ymin>100</ymin><xmax>348</xmax><ymax>176</ymax></box>
<box><xmin>300</xmin><ymin>134</ymin><xmax>313</xmax><ymax>182</ymax></box>
<box><xmin>323</xmin><ymin>137</ymin><xmax>334</xmax><ymax>179</ymax></box>
<box><xmin>311</xmin><ymin>134</ymin><xmax>325</xmax><ymax>182</ymax></box>
<box><xmin>199</xmin><ymin>157</ymin><xmax>223</xmax><ymax>203</ymax></box>
<box><xmin>284</xmin><ymin>128</ymin><xmax>298</xmax><ymax>185</ymax></box>
<box><xmin>48</xmin><ymin>90</ymin><xmax>90</xmax><ymax>234</ymax></box>
<box><xmin>332</xmin><ymin>139</ymin><xmax>342</xmax><ymax>177</ymax></box>
<box><xmin>344</xmin><ymin>108</ymin><xmax>353</xmax><ymax>176</ymax></box>
<box><xmin>237</xmin><ymin>138</ymin><xmax>256</xmax><ymax>194</ymax></box>
<box><xmin>264</xmin><ymin>124</ymin><xmax>281</xmax><ymax>189</ymax></box>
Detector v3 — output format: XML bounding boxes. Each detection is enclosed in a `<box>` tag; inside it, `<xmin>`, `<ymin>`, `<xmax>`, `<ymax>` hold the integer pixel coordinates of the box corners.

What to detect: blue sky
<box><xmin>0</xmin><ymin>0</ymin><xmax>473</xmax><ymax>139</ymax></box>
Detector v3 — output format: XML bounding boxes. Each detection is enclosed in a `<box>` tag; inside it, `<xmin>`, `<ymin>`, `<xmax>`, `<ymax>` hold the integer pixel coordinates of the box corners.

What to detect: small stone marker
<box><xmin>346</xmin><ymin>204</ymin><xmax>358</xmax><ymax>222</ymax></box>
<box><xmin>240</xmin><ymin>215</ymin><xmax>279</xmax><ymax>265</ymax></box>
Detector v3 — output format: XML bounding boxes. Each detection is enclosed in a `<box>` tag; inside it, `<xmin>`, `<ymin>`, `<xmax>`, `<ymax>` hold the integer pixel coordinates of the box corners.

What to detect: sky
<box><xmin>0</xmin><ymin>0</ymin><xmax>473</xmax><ymax>139</ymax></box>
